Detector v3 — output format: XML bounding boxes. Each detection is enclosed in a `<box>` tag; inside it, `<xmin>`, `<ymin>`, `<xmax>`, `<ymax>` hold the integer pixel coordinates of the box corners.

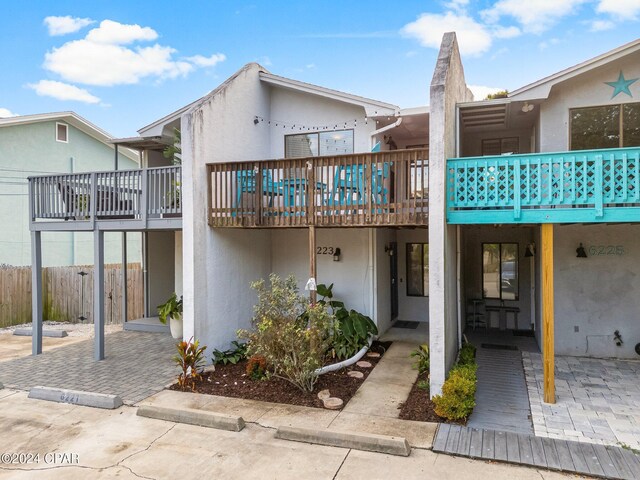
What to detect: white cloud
<box><xmin>85</xmin><ymin>19</ymin><xmax>157</xmax><ymax>44</ymax></box>
<box><xmin>0</xmin><ymin>108</ymin><xmax>18</xmax><ymax>118</ymax></box>
<box><xmin>468</xmin><ymin>85</ymin><xmax>506</xmax><ymax>101</ymax></box>
<box><xmin>43</xmin><ymin>15</ymin><xmax>94</xmax><ymax>36</ymax></box>
<box><xmin>401</xmin><ymin>12</ymin><xmax>493</xmax><ymax>56</ymax></box>
<box><xmin>492</xmin><ymin>25</ymin><xmax>520</xmax><ymax>39</ymax></box>
<box><xmin>41</xmin><ymin>20</ymin><xmax>225</xmax><ymax>87</ymax></box>
<box><xmin>185</xmin><ymin>53</ymin><xmax>226</xmax><ymax>67</ymax></box>
<box><xmin>589</xmin><ymin>19</ymin><xmax>615</xmax><ymax>31</ymax></box>
<box><xmin>28</xmin><ymin>80</ymin><xmax>101</xmax><ymax>104</ymax></box>
<box><xmin>481</xmin><ymin>0</ymin><xmax>589</xmax><ymax>34</ymax></box>
<box><xmin>597</xmin><ymin>0</ymin><xmax>640</xmax><ymax>19</ymax></box>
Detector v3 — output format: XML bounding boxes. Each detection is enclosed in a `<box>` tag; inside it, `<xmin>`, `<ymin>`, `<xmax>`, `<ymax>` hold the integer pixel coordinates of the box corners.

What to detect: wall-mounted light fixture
<box><xmin>576</xmin><ymin>243</ymin><xmax>588</xmax><ymax>258</ymax></box>
<box><xmin>525</xmin><ymin>243</ymin><xmax>535</xmax><ymax>257</ymax></box>
<box><xmin>333</xmin><ymin>248</ymin><xmax>341</xmax><ymax>262</ymax></box>
<box><xmin>384</xmin><ymin>244</ymin><xmax>394</xmax><ymax>256</ymax></box>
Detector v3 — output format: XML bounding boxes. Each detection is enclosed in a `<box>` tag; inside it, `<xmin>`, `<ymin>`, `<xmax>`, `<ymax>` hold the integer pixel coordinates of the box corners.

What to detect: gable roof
<box><xmin>509</xmin><ymin>38</ymin><xmax>640</xmax><ymax>101</ymax></box>
<box><xmin>259</xmin><ymin>71</ymin><xmax>399</xmax><ymax>117</ymax></box>
<box><xmin>0</xmin><ymin>111</ymin><xmax>139</xmax><ymax>163</ymax></box>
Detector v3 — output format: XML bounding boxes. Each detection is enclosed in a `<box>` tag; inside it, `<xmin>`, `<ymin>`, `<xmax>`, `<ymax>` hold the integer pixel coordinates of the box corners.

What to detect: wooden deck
<box><xmin>433</xmin><ymin>424</ymin><xmax>640</xmax><ymax>479</ymax></box>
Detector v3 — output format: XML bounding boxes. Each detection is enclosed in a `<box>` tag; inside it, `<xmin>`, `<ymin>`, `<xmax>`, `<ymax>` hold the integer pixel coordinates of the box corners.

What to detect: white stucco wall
<box><xmin>553</xmin><ymin>224</ymin><xmax>640</xmax><ymax>359</ymax></box>
<box><xmin>174</xmin><ymin>231</ymin><xmax>183</xmax><ymax>297</ymax></box>
<box><xmin>271</xmin><ymin>228</ymin><xmax>373</xmax><ymax>318</ymax></box>
<box><xmin>539</xmin><ymin>51</ymin><xmax>640</xmax><ymax>152</ymax></box>
<box><xmin>397</xmin><ymin>229</ymin><xmax>429</xmax><ymax>322</ymax></box>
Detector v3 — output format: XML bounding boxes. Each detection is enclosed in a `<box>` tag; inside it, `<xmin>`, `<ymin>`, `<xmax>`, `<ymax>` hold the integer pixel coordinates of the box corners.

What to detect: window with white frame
<box><xmin>285</xmin><ymin>129</ymin><xmax>354</xmax><ymax>158</ymax></box>
<box><xmin>56</xmin><ymin>122</ymin><xmax>68</xmax><ymax>143</ymax></box>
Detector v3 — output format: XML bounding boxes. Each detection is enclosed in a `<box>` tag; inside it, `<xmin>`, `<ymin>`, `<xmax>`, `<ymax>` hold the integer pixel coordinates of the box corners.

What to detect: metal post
<box><xmin>143</xmin><ymin>231</ymin><xmax>149</xmax><ymax>318</ymax></box>
<box><xmin>122</xmin><ymin>232</ymin><xmax>128</xmax><ymax>324</ymax></box>
<box><xmin>114</xmin><ymin>144</ymin><xmax>119</xmax><ymax>171</ymax></box>
<box><xmin>94</xmin><ymin>229</ymin><xmax>105</xmax><ymax>360</ymax></box>
<box><xmin>31</xmin><ymin>231</ymin><xmax>43</xmax><ymax>355</ymax></box>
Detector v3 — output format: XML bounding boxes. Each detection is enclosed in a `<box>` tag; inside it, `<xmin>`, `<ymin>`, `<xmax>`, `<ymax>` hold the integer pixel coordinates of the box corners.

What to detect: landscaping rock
<box><xmin>347</xmin><ymin>371</ymin><xmax>364</xmax><ymax>379</ymax></box>
<box><xmin>202</xmin><ymin>365</ymin><xmax>216</xmax><ymax>374</ymax></box>
<box><xmin>317</xmin><ymin>389</ymin><xmax>331</xmax><ymax>400</ymax></box>
<box><xmin>366</xmin><ymin>352</ymin><xmax>381</xmax><ymax>358</ymax></box>
<box><xmin>322</xmin><ymin>397</ymin><xmax>344</xmax><ymax>410</ymax></box>
<box><xmin>356</xmin><ymin>361</ymin><xmax>372</xmax><ymax>368</ymax></box>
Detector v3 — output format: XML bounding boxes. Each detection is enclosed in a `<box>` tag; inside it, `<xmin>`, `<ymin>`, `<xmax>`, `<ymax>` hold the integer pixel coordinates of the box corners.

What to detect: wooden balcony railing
<box><xmin>447</xmin><ymin>147</ymin><xmax>640</xmax><ymax>224</ymax></box>
<box><xmin>29</xmin><ymin>165</ymin><xmax>182</xmax><ymax>225</ymax></box>
<box><xmin>207</xmin><ymin>149</ymin><xmax>428</xmax><ymax>227</ymax></box>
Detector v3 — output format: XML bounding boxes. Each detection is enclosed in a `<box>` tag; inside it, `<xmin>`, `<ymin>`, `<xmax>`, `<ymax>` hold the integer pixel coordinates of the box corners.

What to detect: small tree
<box><xmin>239</xmin><ymin>274</ymin><xmax>335</xmax><ymax>392</ymax></box>
<box><xmin>163</xmin><ymin>128</ymin><xmax>181</xmax><ymax>165</ymax></box>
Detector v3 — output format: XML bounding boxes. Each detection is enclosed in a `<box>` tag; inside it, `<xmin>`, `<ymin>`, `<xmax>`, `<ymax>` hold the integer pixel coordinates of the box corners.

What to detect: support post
<box><xmin>94</xmin><ymin>229</ymin><xmax>105</xmax><ymax>360</ymax></box>
<box><xmin>121</xmin><ymin>232</ymin><xmax>128</xmax><ymax>324</ymax></box>
<box><xmin>541</xmin><ymin>223</ymin><xmax>555</xmax><ymax>404</ymax></box>
<box><xmin>31</xmin><ymin>231</ymin><xmax>43</xmax><ymax>355</ymax></box>
<box><xmin>309</xmin><ymin>225</ymin><xmax>316</xmax><ymax>304</ymax></box>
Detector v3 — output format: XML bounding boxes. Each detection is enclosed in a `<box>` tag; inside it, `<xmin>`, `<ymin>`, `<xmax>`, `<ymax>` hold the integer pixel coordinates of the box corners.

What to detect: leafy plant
<box><xmin>432</xmin><ymin>350</ymin><xmax>478</xmax><ymax>421</ymax></box>
<box><xmin>173</xmin><ymin>337</ymin><xmax>207</xmax><ymax>391</ymax></box>
<box><xmin>411</xmin><ymin>344</ymin><xmax>430</xmax><ymax>374</ymax></box>
<box><xmin>157</xmin><ymin>292</ymin><xmax>182</xmax><ymax>325</ymax></box>
<box><xmin>212</xmin><ymin>341</ymin><xmax>247</xmax><ymax>365</ymax></box>
<box><xmin>316</xmin><ymin>283</ymin><xmax>378</xmax><ymax>360</ymax></box>
<box><xmin>417</xmin><ymin>379</ymin><xmax>430</xmax><ymax>391</ymax></box>
<box><xmin>458</xmin><ymin>343</ymin><xmax>476</xmax><ymax>366</ymax></box>
<box><xmin>246</xmin><ymin>354</ymin><xmax>267</xmax><ymax>380</ymax></box>
<box><xmin>238</xmin><ymin>274</ymin><xmax>335</xmax><ymax>392</ymax></box>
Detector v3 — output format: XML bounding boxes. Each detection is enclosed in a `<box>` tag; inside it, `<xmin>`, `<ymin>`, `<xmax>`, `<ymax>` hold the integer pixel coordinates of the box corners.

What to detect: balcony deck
<box><xmin>28</xmin><ymin>166</ymin><xmax>182</xmax><ymax>232</ymax></box>
<box><xmin>207</xmin><ymin>149</ymin><xmax>428</xmax><ymax>228</ymax></box>
<box><xmin>447</xmin><ymin>147</ymin><xmax>640</xmax><ymax>224</ymax></box>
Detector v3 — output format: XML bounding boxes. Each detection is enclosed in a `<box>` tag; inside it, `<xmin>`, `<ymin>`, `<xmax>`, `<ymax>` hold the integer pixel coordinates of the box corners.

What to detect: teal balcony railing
<box><xmin>447</xmin><ymin>147</ymin><xmax>640</xmax><ymax>224</ymax></box>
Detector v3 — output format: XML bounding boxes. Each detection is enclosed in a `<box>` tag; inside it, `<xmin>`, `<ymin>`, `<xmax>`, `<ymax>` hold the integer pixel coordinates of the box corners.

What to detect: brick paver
<box><xmin>524</xmin><ymin>351</ymin><xmax>640</xmax><ymax>449</ymax></box>
<box><xmin>0</xmin><ymin>331</ymin><xmax>179</xmax><ymax>404</ymax></box>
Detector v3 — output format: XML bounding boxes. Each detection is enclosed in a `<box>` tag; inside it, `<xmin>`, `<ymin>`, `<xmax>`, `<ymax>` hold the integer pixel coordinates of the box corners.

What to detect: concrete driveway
<box><xmin>0</xmin><ymin>390</ymin><xmax>578</xmax><ymax>480</ymax></box>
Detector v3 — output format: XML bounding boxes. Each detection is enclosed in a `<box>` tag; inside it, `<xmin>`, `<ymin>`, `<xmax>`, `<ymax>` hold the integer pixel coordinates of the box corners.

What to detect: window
<box><xmin>285</xmin><ymin>129</ymin><xmax>354</xmax><ymax>158</ymax></box>
<box><xmin>570</xmin><ymin>103</ymin><xmax>640</xmax><ymax>150</ymax></box>
<box><xmin>406</xmin><ymin>243</ymin><xmax>428</xmax><ymax>297</ymax></box>
<box><xmin>481</xmin><ymin>137</ymin><xmax>519</xmax><ymax>155</ymax></box>
<box><xmin>56</xmin><ymin>122</ymin><xmax>68</xmax><ymax>143</ymax></box>
<box><xmin>482</xmin><ymin>243</ymin><xmax>518</xmax><ymax>300</ymax></box>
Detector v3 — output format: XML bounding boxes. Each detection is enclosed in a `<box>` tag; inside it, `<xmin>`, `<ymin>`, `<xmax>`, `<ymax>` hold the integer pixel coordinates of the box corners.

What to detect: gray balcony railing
<box><xmin>29</xmin><ymin>166</ymin><xmax>181</xmax><ymax>223</ymax></box>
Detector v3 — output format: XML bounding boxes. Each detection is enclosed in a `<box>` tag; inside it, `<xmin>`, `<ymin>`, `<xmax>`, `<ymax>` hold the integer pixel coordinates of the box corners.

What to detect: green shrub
<box><xmin>410</xmin><ymin>344</ymin><xmax>430</xmax><ymax>374</ymax></box>
<box><xmin>458</xmin><ymin>343</ymin><xmax>476</xmax><ymax>366</ymax></box>
<box><xmin>238</xmin><ymin>274</ymin><xmax>335</xmax><ymax>392</ymax></box>
<box><xmin>432</xmin><ymin>344</ymin><xmax>478</xmax><ymax>421</ymax></box>
<box><xmin>212</xmin><ymin>340</ymin><xmax>247</xmax><ymax>365</ymax></box>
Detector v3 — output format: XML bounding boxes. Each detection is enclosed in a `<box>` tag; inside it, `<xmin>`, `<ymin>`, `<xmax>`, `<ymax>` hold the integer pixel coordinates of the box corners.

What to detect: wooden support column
<box><xmin>121</xmin><ymin>232</ymin><xmax>128</xmax><ymax>324</ymax></box>
<box><xmin>31</xmin><ymin>231</ymin><xmax>43</xmax><ymax>355</ymax></box>
<box><xmin>309</xmin><ymin>225</ymin><xmax>317</xmax><ymax>304</ymax></box>
<box><xmin>94</xmin><ymin>229</ymin><xmax>105</xmax><ymax>360</ymax></box>
<box><xmin>541</xmin><ymin>223</ymin><xmax>555</xmax><ymax>404</ymax></box>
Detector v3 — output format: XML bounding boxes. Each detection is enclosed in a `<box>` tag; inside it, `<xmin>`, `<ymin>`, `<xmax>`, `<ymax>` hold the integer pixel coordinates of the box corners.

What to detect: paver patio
<box><xmin>524</xmin><ymin>352</ymin><xmax>640</xmax><ymax>449</ymax></box>
<box><xmin>0</xmin><ymin>330</ymin><xmax>178</xmax><ymax>404</ymax></box>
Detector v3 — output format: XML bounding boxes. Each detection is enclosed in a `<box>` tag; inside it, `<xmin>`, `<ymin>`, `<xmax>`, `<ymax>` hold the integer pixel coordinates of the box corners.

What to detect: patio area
<box><xmin>524</xmin><ymin>352</ymin><xmax>640</xmax><ymax>449</ymax></box>
<box><xmin>0</xmin><ymin>330</ymin><xmax>178</xmax><ymax>404</ymax></box>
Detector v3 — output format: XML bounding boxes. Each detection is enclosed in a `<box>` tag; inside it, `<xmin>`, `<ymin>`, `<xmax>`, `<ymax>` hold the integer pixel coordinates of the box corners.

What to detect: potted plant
<box><xmin>158</xmin><ymin>292</ymin><xmax>183</xmax><ymax>339</ymax></box>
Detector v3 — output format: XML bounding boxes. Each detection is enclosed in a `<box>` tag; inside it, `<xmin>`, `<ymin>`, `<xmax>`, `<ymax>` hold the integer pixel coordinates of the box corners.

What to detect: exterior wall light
<box><xmin>576</xmin><ymin>243</ymin><xmax>588</xmax><ymax>258</ymax></box>
<box><xmin>333</xmin><ymin>248</ymin><xmax>341</xmax><ymax>262</ymax></box>
<box><xmin>525</xmin><ymin>244</ymin><xmax>535</xmax><ymax>257</ymax></box>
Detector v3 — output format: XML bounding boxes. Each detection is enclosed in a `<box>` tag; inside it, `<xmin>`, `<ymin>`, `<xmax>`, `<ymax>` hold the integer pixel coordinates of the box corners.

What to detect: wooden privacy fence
<box><xmin>0</xmin><ymin>263</ymin><xmax>143</xmax><ymax>328</ymax></box>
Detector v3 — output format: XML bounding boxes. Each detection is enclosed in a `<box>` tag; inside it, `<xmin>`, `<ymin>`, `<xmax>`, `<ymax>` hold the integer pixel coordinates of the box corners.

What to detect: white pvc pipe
<box><xmin>315</xmin><ymin>336</ymin><xmax>374</xmax><ymax>375</ymax></box>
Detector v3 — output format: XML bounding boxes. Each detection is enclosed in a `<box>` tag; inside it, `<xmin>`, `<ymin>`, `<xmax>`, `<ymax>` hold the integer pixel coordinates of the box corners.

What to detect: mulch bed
<box><xmin>171</xmin><ymin>341</ymin><xmax>392</xmax><ymax>409</ymax></box>
<box><xmin>398</xmin><ymin>371</ymin><xmax>444</xmax><ymax>423</ymax></box>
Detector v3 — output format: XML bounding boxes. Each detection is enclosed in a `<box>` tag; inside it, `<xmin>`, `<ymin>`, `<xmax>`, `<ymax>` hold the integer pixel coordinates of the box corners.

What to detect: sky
<box><xmin>1</xmin><ymin>0</ymin><xmax>639</xmax><ymax>138</ymax></box>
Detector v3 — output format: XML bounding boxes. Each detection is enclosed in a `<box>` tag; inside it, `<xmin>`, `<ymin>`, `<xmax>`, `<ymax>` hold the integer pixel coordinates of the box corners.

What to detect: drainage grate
<box><xmin>393</xmin><ymin>321</ymin><xmax>420</xmax><ymax>329</ymax></box>
<box><xmin>481</xmin><ymin>343</ymin><xmax>518</xmax><ymax>351</ymax></box>
<box><xmin>512</xmin><ymin>330</ymin><xmax>535</xmax><ymax>337</ymax></box>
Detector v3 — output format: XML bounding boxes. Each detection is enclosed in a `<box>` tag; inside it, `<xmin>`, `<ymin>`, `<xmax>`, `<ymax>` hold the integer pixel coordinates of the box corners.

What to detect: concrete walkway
<box><xmin>0</xmin><ymin>331</ymin><xmax>178</xmax><ymax>404</ymax></box>
<box><xmin>342</xmin><ymin>342</ymin><xmax>419</xmax><ymax>418</ymax></box>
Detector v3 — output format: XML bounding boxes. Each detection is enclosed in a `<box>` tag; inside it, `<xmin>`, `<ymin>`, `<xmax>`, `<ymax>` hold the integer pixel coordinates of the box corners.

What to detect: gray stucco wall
<box><xmin>554</xmin><ymin>224</ymin><xmax>640</xmax><ymax>359</ymax></box>
<box><xmin>0</xmin><ymin>120</ymin><xmax>140</xmax><ymax>266</ymax></box>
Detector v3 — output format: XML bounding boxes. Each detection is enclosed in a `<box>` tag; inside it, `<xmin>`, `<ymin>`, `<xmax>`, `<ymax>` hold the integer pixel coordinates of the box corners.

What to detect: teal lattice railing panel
<box><xmin>447</xmin><ymin>147</ymin><xmax>640</xmax><ymax>224</ymax></box>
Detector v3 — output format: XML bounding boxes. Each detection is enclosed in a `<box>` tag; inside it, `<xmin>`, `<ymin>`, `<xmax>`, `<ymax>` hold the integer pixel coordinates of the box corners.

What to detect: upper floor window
<box><xmin>285</xmin><ymin>129</ymin><xmax>354</xmax><ymax>158</ymax></box>
<box><xmin>481</xmin><ymin>137</ymin><xmax>519</xmax><ymax>155</ymax></box>
<box><xmin>570</xmin><ymin>103</ymin><xmax>640</xmax><ymax>150</ymax></box>
<box><xmin>56</xmin><ymin>122</ymin><xmax>68</xmax><ymax>143</ymax></box>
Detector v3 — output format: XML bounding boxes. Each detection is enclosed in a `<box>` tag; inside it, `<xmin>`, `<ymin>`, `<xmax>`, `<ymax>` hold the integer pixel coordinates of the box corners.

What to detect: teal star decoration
<box><xmin>605</xmin><ymin>71</ymin><xmax>638</xmax><ymax>98</ymax></box>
